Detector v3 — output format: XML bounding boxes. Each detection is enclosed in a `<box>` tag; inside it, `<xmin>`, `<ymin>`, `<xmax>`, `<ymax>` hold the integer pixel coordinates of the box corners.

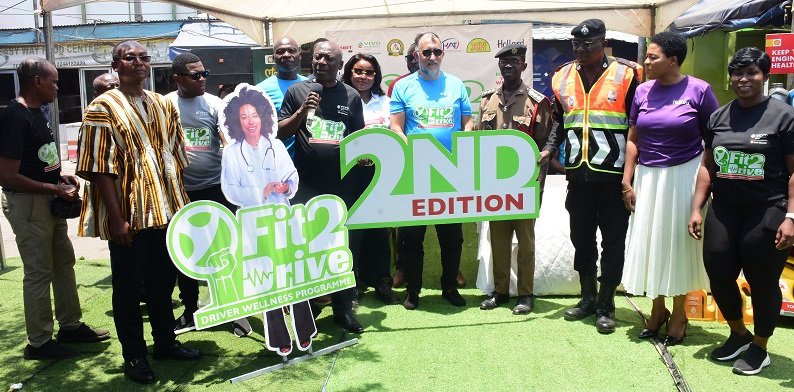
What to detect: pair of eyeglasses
<box><xmin>419</xmin><ymin>48</ymin><xmax>443</xmax><ymax>58</ymax></box>
<box><xmin>117</xmin><ymin>55</ymin><xmax>152</xmax><ymax>63</ymax></box>
<box><xmin>498</xmin><ymin>58</ymin><xmax>522</xmax><ymax>66</ymax></box>
<box><xmin>571</xmin><ymin>40</ymin><xmax>597</xmax><ymax>50</ymax></box>
<box><xmin>352</xmin><ymin>68</ymin><xmax>376</xmax><ymax>77</ymax></box>
<box><xmin>178</xmin><ymin>70</ymin><xmax>211</xmax><ymax>80</ymax></box>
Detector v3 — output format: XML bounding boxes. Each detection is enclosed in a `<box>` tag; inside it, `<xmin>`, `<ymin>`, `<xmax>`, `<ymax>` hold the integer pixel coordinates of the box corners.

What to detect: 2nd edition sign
<box><xmin>340</xmin><ymin>129</ymin><xmax>541</xmax><ymax>229</ymax></box>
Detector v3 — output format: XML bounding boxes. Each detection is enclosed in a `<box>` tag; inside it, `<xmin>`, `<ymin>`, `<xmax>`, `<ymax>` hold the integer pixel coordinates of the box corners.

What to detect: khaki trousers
<box><xmin>489</xmin><ymin>218</ymin><xmax>535</xmax><ymax>296</ymax></box>
<box><xmin>2</xmin><ymin>191</ymin><xmax>82</xmax><ymax>347</ymax></box>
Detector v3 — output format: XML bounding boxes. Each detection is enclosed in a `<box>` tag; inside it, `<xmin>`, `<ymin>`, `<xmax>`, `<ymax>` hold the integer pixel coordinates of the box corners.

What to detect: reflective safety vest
<box><xmin>552</xmin><ymin>57</ymin><xmax>639</xmax><ymax>178</ymax></box>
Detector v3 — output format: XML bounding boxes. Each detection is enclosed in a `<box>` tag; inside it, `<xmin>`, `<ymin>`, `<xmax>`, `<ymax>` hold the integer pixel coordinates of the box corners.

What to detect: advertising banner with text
<box><xmin>0</xmin><ymin>38</ymin><xmax>172</xmax><ymax>69</ymax></box>
<box><xmin>341</xmin><ymin>129</ymin><xmax>541</xmax><ymax>229</ymax></box>
<box><xmin>327</xmin><ymin>24</ymin><xmax>533</xmax><ymax>121</ymax></box>
<box><xmin>166</xmin><ymin>196</ymin><xmax>355</xmax><ymax>330</ymax></box>
<box><xmin>766</xmin><ymin>33</ymin><xmax>794</xmax><ymax>74</ymax></box>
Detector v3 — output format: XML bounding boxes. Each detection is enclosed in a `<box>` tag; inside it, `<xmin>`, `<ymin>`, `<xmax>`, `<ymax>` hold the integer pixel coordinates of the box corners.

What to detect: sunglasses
<box><xmin>178</xmin><ymin>70</ymin><xmax>211</xmax><ymax>80</ymax></box>
<box><xmin>352</xmin><ymin>68</ymin><xmax>376</xmax><ymax>77</ymax></box>
<box><xmin>117</xmin><ymin>55</ymin><xmax>151</xmax><ymax>63</ymax></box>
<box><xmin>419</xmin><ymin>48</ymin><xmax>444</xmax><ymax>58</ymax></box>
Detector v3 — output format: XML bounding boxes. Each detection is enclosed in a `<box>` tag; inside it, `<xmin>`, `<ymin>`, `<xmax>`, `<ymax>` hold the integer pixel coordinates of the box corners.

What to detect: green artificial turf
<box><xmin>2</xmin><ymin>223</ymin><xmax>794</xmax><ymax>391</ymax></box>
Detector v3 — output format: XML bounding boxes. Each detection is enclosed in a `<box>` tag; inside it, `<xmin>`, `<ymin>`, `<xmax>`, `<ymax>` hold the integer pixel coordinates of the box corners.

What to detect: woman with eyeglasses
<box><xmin>343</xmin><ymin>53</ymin><xmax>390</xmax><ymax>129</ymax></box>
<box><xmin>621</xmin><ymin>32</ymin><xmax>718</xmax><ymax>346</ymax></box>
<box><xmin>220</xmin><ymin>85</ymin><xmax>316</xmax><ymax>356</ymax></box>
<box><xmin>340</xmin><ymin>53</ymin><xmax>401</xmax><ymax>305</ymax></box>
<box><xmin>689</xmin><ymin>47</ymin><xmax>794</xmax><ymax>375</ymax></box>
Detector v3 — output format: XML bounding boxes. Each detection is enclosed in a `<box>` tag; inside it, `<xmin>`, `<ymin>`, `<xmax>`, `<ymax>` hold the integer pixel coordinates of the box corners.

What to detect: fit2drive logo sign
<box><xmin>340</xmin><ymin>129</ymin><xmax>540</xmax><ymax>229</ymax></box>
<box><xmin>166</xmin><ymin>195</ymin><xmax>355</xmax><ymax>329</ymax></box>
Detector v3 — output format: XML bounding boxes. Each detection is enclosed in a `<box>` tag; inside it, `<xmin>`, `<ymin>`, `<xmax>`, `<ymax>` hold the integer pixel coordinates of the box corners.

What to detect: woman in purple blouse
<box><xmin>621</xmin><ymin>31</ymin><xmax>719</xmax><ymax>346</ymax></box>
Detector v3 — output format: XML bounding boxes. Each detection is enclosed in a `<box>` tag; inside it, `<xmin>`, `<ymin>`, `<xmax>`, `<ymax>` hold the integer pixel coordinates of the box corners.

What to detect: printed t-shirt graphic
<box><xmin>713</xmin><ymin>146</ymin><xmax>765</xmax><ymax>180</ymax></box>
<box><xmin>390</xmin><ymin>72</ymin><xmax>472</xmax><ymax>152</ymax></box>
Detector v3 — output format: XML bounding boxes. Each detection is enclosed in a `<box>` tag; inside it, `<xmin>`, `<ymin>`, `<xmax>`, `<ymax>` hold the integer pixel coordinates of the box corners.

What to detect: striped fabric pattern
<box><xmin>76</xmin><ymin>88</ymin><xmax>189</xmax><ymax>240</ymax></box>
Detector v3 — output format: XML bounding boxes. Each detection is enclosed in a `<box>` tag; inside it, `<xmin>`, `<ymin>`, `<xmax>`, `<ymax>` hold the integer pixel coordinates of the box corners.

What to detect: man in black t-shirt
<box><xmin>0</xmin><ymin>57</ymin><xmax>109</xmax><ymax>360</ymax></box>
<box><xmin>278</xmin><ymin>40</ymin><xmax>365</xmax><ymax>334</ymax></box>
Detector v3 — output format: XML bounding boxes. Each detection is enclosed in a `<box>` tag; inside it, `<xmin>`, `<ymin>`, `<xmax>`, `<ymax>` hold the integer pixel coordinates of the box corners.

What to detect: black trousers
<box><xmin>350</xmin><ymin>227</ymin><xmax>392</xmax><ymax>288</ymax></box>
<box><xmin>565</xmin><ymin>181</ymin><xmax>629</xmax><ymax>287</ymax></box>
<box><xmin>704</xmin><ymin>200</ymin><xmax>788</xmax><ymax>338</ymax></box>
<box><xmin>179</xmin><ymin>184</ymin><xmax>237</xmax><ymax>311</ymax></box>
<box><xmin>264</xmin><ymin>302</ymin><xmax>317</xmax><ymax>350</ymax></box>
<box><xmin>292</xmin><ymin>174</ymin><xmax>359</xmax><ymax>316</ymax></box>
<box><xmin>109</xmin><ymin>228</ymin><xmax>176</xmax><ymax>361</ymax></box>
<box><xmin>400</xmin><ymin>223</ymin><xmax>463</xmax><ymax>294</ymax></box>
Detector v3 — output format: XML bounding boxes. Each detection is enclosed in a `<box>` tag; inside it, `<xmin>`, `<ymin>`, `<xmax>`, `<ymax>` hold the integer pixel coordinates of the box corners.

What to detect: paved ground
<box><xmin>0</xmin><ymin>160</ymin><xmax>110</xmax><ymax>264</ymax></box>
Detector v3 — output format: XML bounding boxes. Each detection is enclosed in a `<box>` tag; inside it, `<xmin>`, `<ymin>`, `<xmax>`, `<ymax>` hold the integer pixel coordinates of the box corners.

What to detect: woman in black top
<box><xmin>689</xmin><ymin>47</ymin><xmax>794</xmax><ymax>376</ymax></box>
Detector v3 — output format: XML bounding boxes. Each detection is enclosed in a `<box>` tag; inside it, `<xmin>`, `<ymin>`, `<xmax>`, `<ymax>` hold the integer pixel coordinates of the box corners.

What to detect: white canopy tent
<box><xmin>40</xmin><ymin>0</ymin><xmax>701</xmax><ymax>46</ymax></box>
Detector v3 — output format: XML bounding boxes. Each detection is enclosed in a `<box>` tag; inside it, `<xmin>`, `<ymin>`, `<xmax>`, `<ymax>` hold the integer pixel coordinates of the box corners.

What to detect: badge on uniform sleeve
<box><xmin>607</xmin><ymin>90</ymin><xmax>617</xmax><ymax>103</ymax></box>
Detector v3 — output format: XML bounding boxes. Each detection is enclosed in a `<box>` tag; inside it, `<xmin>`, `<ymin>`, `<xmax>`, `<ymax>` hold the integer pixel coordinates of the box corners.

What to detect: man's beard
<box><xmin>419</xmin><ymin>65</ymin><xmax>440</xmax><ymax>79</ymax></box>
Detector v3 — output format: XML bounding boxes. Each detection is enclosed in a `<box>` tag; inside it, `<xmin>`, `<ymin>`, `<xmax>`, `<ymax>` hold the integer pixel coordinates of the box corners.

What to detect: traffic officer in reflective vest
<box><xmin>477</xmin><ymin>44</ymin><xmax>553</xmax><ymax>315</ymax></box>
<box><xmin>539</xmin><ymin>19</ymin><xmax>642</xmax><ymax>334</ymax></box>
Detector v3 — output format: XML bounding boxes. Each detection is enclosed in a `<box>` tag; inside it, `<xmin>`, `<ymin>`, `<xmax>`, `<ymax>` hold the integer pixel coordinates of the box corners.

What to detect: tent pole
<box><xmin>43</xmin><ymin>11</ymin><xmax>61</xmax><ymax>159</ymax></box>
<box><xmin>33</xmin><ymin>0</ymin><xmax>41</xmax><ymax>43</ymax></box>
<box><xmin>786</xmin><ymin>6</ymin><xmax>794</xmax><ymax>89</ymax></box>
<box><xmin>264</xmin><ymin>20</ymin><xmax>271</xmax><ymax>47</ymax></box>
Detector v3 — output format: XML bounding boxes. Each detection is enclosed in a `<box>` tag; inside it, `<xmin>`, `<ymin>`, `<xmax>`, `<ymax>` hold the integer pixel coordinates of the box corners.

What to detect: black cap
<box><xmin>494</xmin><ymin>44</ymin><xmax>527</xmax><ymax>59</ymax></box>
<box><xmin>571</xmin><ymin>19</ymin><xmax>606</xmax><ymax>38</ymax></box>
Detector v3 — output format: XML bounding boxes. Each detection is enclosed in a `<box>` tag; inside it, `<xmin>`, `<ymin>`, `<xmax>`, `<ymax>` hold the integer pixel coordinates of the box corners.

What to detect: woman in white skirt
<box><xmin>621</xmin><ymin>32</ymin><xmax>719</xmax><ymax>346</ymax></box>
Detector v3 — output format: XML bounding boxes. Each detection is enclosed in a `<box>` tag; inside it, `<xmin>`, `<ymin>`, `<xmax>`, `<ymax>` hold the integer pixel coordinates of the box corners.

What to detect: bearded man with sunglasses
<box><xmin>539</xmin><ymin>19</ymin><xmax>642</xmax><ymax>334</ymax></box>
<box><xmin>77</xmin><ymin>40</ymin><xmax>201</xmax><ymax>384</ymax></box>
<box><xmin>390</xmin><ymin>32</ymin><xmax>474</xmax><ymax>310</ymax></box>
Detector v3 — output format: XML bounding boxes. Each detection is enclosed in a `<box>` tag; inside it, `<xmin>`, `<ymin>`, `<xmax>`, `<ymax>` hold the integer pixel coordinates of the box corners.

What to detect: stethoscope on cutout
<box><xmin>240</xmin><ymin>138</ymin><xmax>275</xmax><ymax>173</ymax></box>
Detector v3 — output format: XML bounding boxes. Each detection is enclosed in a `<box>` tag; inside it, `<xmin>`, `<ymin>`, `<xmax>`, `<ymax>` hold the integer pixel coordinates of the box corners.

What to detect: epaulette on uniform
<box><xmin>481</xmin><ymin>89</ymin><xmax>497</xmax><ymax>98</ymax></box>
<box><xmin>615</xmin><ymin>57</ymin><xmax>640</xmax><ymax>69</ymax></box>
<box><xmin>526</xmin><ymin>88</ymin><xmax>548</xmax><ymax>104</ymax></box>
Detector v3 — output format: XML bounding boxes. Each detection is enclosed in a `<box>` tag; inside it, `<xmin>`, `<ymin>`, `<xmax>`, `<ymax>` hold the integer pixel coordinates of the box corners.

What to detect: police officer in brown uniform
<box><xmin>477</xmin><ymin>44</ymin><xmax>553</xmax><ymax>314</ymax></box>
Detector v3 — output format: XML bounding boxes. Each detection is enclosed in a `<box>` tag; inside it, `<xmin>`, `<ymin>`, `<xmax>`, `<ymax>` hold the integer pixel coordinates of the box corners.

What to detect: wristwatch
<box><xmin>786</xmin><ymin>212</ymin><xmax>794</xmax><ymax>221</ymax></box>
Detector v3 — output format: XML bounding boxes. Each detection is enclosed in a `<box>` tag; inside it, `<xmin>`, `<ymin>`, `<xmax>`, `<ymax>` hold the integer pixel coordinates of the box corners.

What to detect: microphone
<box><xmin>306</xmin><ymin>83</ymin><xmax>322</xmax><ymax>120</ymax></box>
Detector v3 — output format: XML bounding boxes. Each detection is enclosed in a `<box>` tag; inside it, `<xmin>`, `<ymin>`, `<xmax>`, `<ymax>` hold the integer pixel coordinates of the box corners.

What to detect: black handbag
<box><xmin>50</xmin><ymin>197</ymin><xmax>82</xmax><ymax>219</ymax></box>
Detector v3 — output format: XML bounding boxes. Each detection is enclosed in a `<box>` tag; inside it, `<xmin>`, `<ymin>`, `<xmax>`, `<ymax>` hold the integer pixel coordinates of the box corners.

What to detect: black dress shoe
<box><xmin>512</xmin><ymin>295</ymin><xmax>534</xmax><ymax>315</ymax></box>
<box><xmin>152</xmin><ymin>341</ymin><xmax>202</xmax><ymax>360</ymax></box>
<box><xmin>442</xmin><ymin>289</ymin><xmax>466</xmax><ymax>307</ymax></box>
<box><xmin>124</xmin><ymin>357</ymin><xmax>156</xmax><ymax>384</ymax></box>
<box><xmin>23</xmin><ymin>340</ymin><xmax>79</xmax><ymax>360</ymax></box>
<box><xmin>333</xmin><ymin>312</ymin><xmax>364</xmax><ymax>333</ymax></box>
<box><xmin>480</xmin><ymin>292</ymin><xmax>509</xmax><ymax>310</ymax></box>
<box><xmin>375</xmin><ymin>284</ymin><xmax>401</xmax><ymax>305</ymax></box>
